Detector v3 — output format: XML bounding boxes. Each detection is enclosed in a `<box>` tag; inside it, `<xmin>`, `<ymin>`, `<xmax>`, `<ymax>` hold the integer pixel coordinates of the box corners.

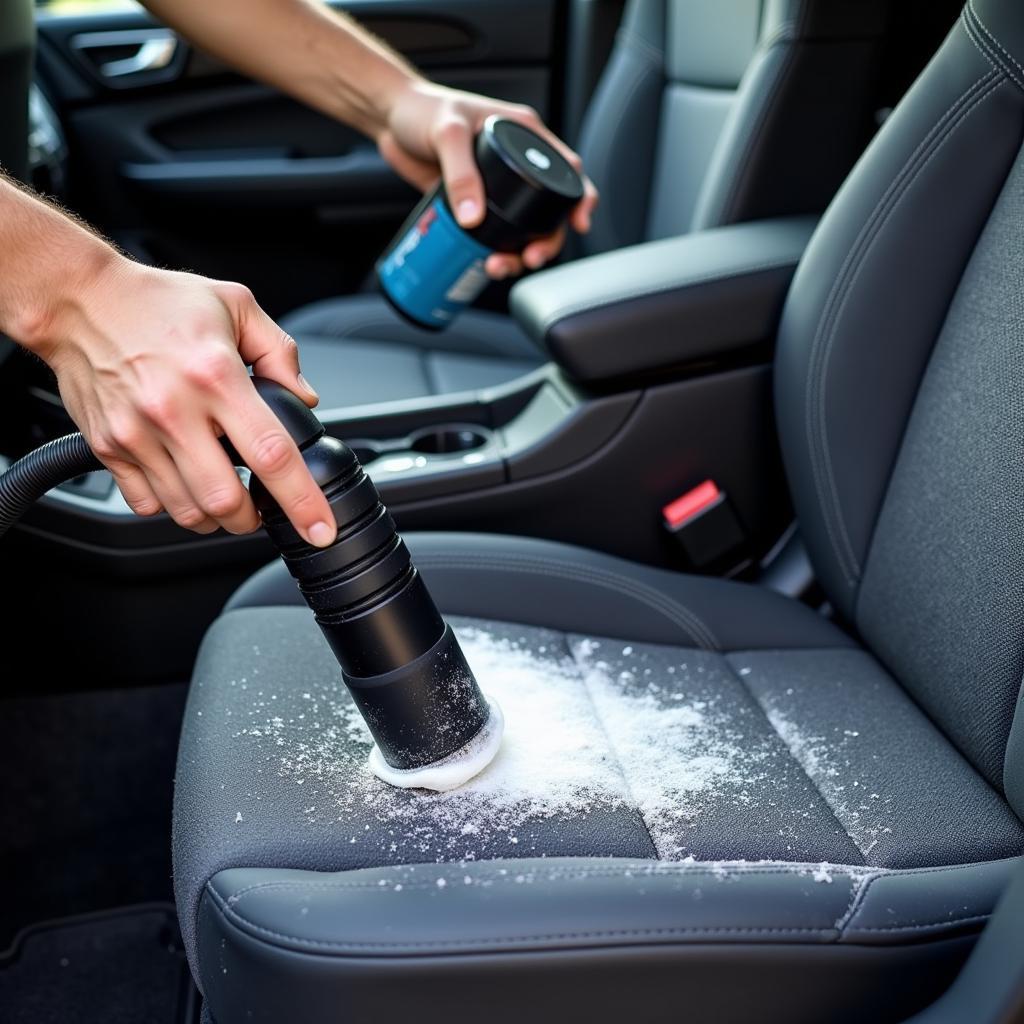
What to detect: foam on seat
<box><xmin>369</xmin><ymin>697</ymin><xmax>505</xmax><ymax>792</ymax></box>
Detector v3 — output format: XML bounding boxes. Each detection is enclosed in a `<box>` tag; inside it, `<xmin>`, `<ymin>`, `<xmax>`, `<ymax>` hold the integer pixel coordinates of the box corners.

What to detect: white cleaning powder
<box><xmin>235</xmin><ymin>623</ymin><xmax>771</xmax><ymax>860</ymax></box>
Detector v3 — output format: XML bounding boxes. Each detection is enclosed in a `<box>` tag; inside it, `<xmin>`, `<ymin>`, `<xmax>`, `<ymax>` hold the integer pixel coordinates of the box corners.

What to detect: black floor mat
<box><xmin>0</xmin><ymin>904</ymin><xmax>199</xmax><ymax>1024</ymax></box>
<box><xmin>0</xmin><ymin>683</ymin><xmax>186</xmax><ymax>946</ymax></box>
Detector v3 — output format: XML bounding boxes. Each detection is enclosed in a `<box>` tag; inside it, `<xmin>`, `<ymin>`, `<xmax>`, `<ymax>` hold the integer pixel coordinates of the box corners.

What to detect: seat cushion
<box><xmin>281</xmin><ymin>295</ymin><xmax>544</xmax><ymax>409</ymax></box>
<box><xmin>176</xmin><ymin>535</ymin><xmax>1024</xmax><ymax>1024</ymax></box>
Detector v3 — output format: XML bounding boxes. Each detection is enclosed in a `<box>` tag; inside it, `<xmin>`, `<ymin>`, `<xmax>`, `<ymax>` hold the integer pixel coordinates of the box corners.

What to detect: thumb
<box><xmin>225</xmin><ymin>285</ymin><xmax>319</xmax><ymax>407</ymax></box>
<box><xmin>431</xmin><ymin>116</ymin><xmax>485</xmax><ymax>228</ymax></box>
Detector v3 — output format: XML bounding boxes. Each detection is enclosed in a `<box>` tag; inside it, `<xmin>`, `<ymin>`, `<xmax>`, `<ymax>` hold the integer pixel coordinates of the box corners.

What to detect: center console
<box><xmin>1</xmin><ymin>359</ymin><xmax>636</xmax><ymax>548</ymax></box>
<box><xmin>0</xmin><ymin>214</ymin><xmax>815</xmax><ymax>685</ymax></box>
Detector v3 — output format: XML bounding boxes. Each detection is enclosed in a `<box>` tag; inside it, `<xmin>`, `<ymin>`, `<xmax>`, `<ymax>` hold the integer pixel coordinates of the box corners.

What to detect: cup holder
<box><xmin>408</xmin><ymin>426</ymin><xmax>489</xmax><ymax>456</ymax></box>
<box><xmin>344</xmin><ymin>441</ymin><xmax>383</xmax><ymax>465</ymax></box>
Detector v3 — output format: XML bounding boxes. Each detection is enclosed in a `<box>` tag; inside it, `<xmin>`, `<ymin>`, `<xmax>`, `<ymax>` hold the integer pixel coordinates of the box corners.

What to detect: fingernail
<box><xmin>307</xmin><ymin>521</ymin><xmax>335</xmax><ymax>548</ymax></box>
<box><xmin>490</xmin><ymin>263</ymin><xmax>509</xmax><ymax>280</ymax></box>
<box><xmin>456</xmin><ymin>199</ymin><xmax>480</xmax><ymax>225</ymax></box>
<box><xmin>298</xmin><ymin>373</ymin><xmax>318</xmax><ymax>399</ymax></box>
<box><xmin>524</xmin><ymin>252</ymin><xmax>544</xmax><ymax>270</ymax></box>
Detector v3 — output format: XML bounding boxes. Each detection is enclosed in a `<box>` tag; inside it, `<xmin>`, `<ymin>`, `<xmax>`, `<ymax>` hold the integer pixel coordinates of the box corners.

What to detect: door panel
<box><xmin>0</xmin><ymin>2</ymin><xmax>35</xmax><ymax>181</ymax></box>
<box><xmin>35</xmin><ymin>0</ymin><xmax>561</xmax><ymax>317</ymax></box>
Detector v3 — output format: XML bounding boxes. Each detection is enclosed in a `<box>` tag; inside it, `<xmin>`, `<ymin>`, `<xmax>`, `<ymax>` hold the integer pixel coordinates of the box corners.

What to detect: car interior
<box><xmin>2</xmin><ymin>0</ymin><xmax>1024</xmax><ymax>1022</ymax></box>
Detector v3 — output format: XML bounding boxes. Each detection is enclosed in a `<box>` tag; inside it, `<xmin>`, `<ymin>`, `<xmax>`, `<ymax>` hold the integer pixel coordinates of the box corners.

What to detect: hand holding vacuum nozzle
<box><xmin>0</xmin><ymin>377</ymin><xmax>503</xmax><ymax>791</ymax></box>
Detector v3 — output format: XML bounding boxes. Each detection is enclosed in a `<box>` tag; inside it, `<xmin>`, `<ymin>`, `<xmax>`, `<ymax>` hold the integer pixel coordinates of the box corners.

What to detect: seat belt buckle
<box><xmin>662</xmin><ymin>480</ymin><xmax>748</xmax><ymax>573</ymax></box>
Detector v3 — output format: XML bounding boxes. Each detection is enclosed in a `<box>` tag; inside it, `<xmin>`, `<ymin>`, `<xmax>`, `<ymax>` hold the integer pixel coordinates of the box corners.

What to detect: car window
<box><xmin>36</xmin><ymin>0</ymin><xmax>141</xmax><ymax>11</ymax></box>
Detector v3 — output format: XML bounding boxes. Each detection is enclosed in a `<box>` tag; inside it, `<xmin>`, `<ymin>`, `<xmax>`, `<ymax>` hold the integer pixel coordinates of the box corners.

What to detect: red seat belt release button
<box><xmin>662</xmin><ymin>480</ymin><xmax>746</xmax><ymax>570</ymax></box>
<box><xmin>662</xmin><ymin>480</ymin><xmax>722</xmax><ymax>529</ymax></box>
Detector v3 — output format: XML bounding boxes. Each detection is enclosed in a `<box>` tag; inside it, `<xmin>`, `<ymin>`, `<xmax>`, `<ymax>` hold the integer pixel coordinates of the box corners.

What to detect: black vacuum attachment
<box><xmin>247</xmin><ymin>379</ymin><xmax>499</xmax><ymax>782</ymax></box>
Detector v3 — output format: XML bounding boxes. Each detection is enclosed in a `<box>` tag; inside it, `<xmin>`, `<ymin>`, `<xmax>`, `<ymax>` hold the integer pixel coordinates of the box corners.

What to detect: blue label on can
<box><xmin>378</xmin><ymin>195</ymin><xmax>493</xmax><ymax>329</ymax></box>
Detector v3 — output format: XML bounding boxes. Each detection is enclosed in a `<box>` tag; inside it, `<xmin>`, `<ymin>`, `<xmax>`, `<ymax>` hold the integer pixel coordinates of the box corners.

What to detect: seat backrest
<box><xmin>774</xmin><ymin>0</ymin><xmax>1024</xmax><ymax>819</ymax></box>
<box><xmin>577</xmin><ymin>0</ymin><xmax>890</xmax><ymax>256</ymax></box>
<box><xmin>0</xmin><ymin>0</ymin><xmax>33</xmax><ymax>182</ymax></box>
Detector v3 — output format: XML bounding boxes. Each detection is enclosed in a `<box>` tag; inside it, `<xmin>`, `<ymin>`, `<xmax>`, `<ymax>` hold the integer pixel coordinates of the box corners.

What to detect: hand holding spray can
<box><xmin>376</xmin><ymin>116</ymin><xmax>585</xmax><ymax>330</ymax></box>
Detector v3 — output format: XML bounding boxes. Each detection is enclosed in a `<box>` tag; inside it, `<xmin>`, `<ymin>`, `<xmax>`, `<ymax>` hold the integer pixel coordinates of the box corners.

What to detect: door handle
<box><xmin>71</xmin><ymin>29</ymin><xmax>180</xmax><ymax>82</ymax></box>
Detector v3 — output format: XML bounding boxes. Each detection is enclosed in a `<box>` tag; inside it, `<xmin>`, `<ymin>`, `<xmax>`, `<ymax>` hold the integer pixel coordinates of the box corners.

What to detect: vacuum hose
<box><xmin>0</xmin><ymin>378</ymin><xmax>502</xmax><ymax>790</ymax></box>
<box><xmin>0</xmin><ymin>432</ymin><xmax>101</xmax><ymax>539</ymax></box>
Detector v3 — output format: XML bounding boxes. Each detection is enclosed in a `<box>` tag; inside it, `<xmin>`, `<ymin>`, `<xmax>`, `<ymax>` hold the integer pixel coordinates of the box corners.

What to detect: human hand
<box><xmin>34</xmin><ymin>255</ymin><xmax>337</xmax><ymax>546</ymax></box>
<box><xmin>378</xmin><ymin>80</ymin><xmax>599</xmax><ymax>279</ymax></box>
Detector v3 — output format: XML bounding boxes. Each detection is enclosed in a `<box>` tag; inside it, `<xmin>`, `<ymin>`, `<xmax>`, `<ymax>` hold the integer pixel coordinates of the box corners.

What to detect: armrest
<box><xmin>509</xmin><ymin>216</ymin><xmax>817</xmax><ymax>383</ymax></box>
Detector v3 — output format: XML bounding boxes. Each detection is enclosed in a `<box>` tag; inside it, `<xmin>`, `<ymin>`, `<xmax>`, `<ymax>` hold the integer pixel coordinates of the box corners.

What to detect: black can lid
<box><xmin>475</xmin><ymin>116</ymin><xmax>584</xmax><ymax>236</ymax></box>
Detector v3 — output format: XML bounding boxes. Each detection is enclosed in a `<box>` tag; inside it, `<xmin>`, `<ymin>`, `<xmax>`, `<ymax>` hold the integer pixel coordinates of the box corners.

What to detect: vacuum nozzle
<box><xmin>248</xmin><ymin>378</ymin><xmax>502</xmax><ymax>789</ymax></box>
<box><xmin>0</xmin><ymin>379</ymin><xmax>503</xmax><ymax>789</ymax></box>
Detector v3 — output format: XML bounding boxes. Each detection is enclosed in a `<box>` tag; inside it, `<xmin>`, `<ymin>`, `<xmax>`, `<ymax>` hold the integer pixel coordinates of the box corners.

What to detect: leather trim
<box><xmin>699</xmin><ymin>1</ymin><xmax>809</xmax><ymax>226</ymax></box>
<box><xmin>842</xmin><ymin>859</ymin><xmax>1020</xmax><ymax>943</ymax></box>
<box><xmin>966</xmin><ymin>0</ymin><xmax>1024</xmax><ymax>92</ymax></box>
<box><xmin>201</xmin><ymin>857</ymin><xmax>1021</xmax><ymax>957</ymax></box>
<box><xmin>774</xmin><ymin>15</ymin><xmax>1024</xmax><ymax>620</ymax></box>
<box><xmin>226</xmin><ymin>532</ymin><xmax>859</xmax><ymax>654</ymax></box>
<box><xmin>577</xmin><ymin>0</ymin><xmax>887</xmax><ymax>255</ymax></box>
<box><xmin>199</xmin><ymin>922</ymin><xmax>976</xmax><ymax>1024</ymax></box>
<box><xmin>806</xmin><ymin>69</ymin><xmax>1004</xmax><ymax>590</ymax></box>
<box><xmin>509</xmin><ymin>217</ymin><xmax>815</xmax><ymax>382</ymax></box>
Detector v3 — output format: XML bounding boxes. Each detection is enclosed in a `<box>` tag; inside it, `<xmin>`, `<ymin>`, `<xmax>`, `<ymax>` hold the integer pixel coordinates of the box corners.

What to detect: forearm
<box><xmin>0</xmin><ymin>176</ymin><xmax>124</xmax><ymax>358</ymax></box>
<box><xmin>0</xmin><ymin>176</ymin><xmax>336</xmax><ymax>544</ymax></box>
<box><xmin>141</xmin><ymin>0</ymin><xmax>418</xmax><ymax>137</ymax></box>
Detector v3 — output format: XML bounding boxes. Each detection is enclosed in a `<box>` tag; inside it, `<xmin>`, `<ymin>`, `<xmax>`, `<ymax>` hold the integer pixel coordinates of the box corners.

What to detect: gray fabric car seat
<box><xmin>290</xmin><ymin>0</ymin><xmax>890</xmax><ymax>411</ymax></box>
<box><xmin>174</xmin><ymin>2</ymin><xmax>1024</xmax><ymax>1020</ymax></box>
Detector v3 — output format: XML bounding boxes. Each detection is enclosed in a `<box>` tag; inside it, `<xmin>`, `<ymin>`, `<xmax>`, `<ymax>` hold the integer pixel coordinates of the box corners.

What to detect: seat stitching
<box><xmin>709</xmin><ymin>0</ymin><xmax>808</xmax><ymax>227</ymax></box>
<box><xmin>802</xmin><ymin>67</ymin><xmax>997</xmax><ymax>585</ymax></box>
<box><xmin>758</xmin><ymin>20</ymin><xmax>799</xmax><ymax>53</ymax></box>
<box><xmin>966</xmin><ymin>0</ymin><xmax>1024</xmax><ymax>91</ymax></box>
<box><xmin>216</xmin><ymin>873</ymin><xmax>806</xmax><ymax>904</ymax></box>
<box><xmin>845</xmin><ymin>915</ymin><xmax>991</xmax><ymax>935</ymax></box>
<box><xmin>805</xmin><ymin>67</ymin><xmax>999</xmax><ymax>585</ymax></box>
<box><xmin>580</xmin><ymin>43</ymin><xmax>660</xmax><ymax>248</ymax></box>
<box><xmin>540</xmin><ymin>256</ymin><xmax>799</xmax><ymax>328</ymax></box>
<box><xmin>206</xmin><ymin>884</ymin><xmax>992</xmax><ymax>950</ymax></box>
<box><xmin>753</xmin><ymin>698</ymin><xmax>873</xmax><ymax>862</ymax></box>
<box><xmin>566</xmin><ymin>634</ymin><xmax>662</xmax><ymax>857</ymax></box>
<box><xmin>206</xmin><ymin>887</ymin><xmax>838</xmax><ymax>948</ymax></box>
<box><xmin>414</xmin><ymin>555</ymin><xmax>719</xmax><ymax>649</ymax></box>
<box><xmin>417</xmin><ymin>555</ymin><xmax>719</xmax><ymax>648</ymax></box>
<box><xmin>806</xmin><ymin>75</ymin><xmax>999</xmax><ymax>585</ymax></box>
<box><xmin>962</xmin><ymin>9</ymin><xmax>1009</xmax><ymax>78</ymax></box>
<box><xmin>834</xmin><ymin>870</ymin><xmax>884</xmax><ymax>931</ymax></box>
<box><xmin>218</xmin><ymin>866</ymin><xmax>873</xmax><ymax>904</ymax></box>
<box><xmin>215</xmin><ymin>859</ymin><xmax>1019</xmax><ymax>906</ymax></box>
<box><xmin>844</xmin><ymin>860</ymin><xmax>1019</xmax><ymax>880</ymax></box>
<box><xmin>615</xmin><ymin>28</ymin><xmax>665</xmax><ymax>69</ymax></box>
<box><xmin>841</xmin><ymin>862</ymin><xmax>996</xmax><ymax>932</ymax></box>
<box><xmin>804</xmin><ymin>69</ymin><xmax>1002</xmax><ymax>588</ymax></box>
<box><xmin>415</xmin><ymin>556</ymin><xmax>718</xmax><ymax>647</ymax></box>
<box><xmin>724</xmin><ymin>659</ymin><xmax>866</xmax><ymax>864</ymax></box>
<box><xmin>707</xmin><ymin>42</ymin><xmax>795</xmax><ymax>226</ymax></box>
